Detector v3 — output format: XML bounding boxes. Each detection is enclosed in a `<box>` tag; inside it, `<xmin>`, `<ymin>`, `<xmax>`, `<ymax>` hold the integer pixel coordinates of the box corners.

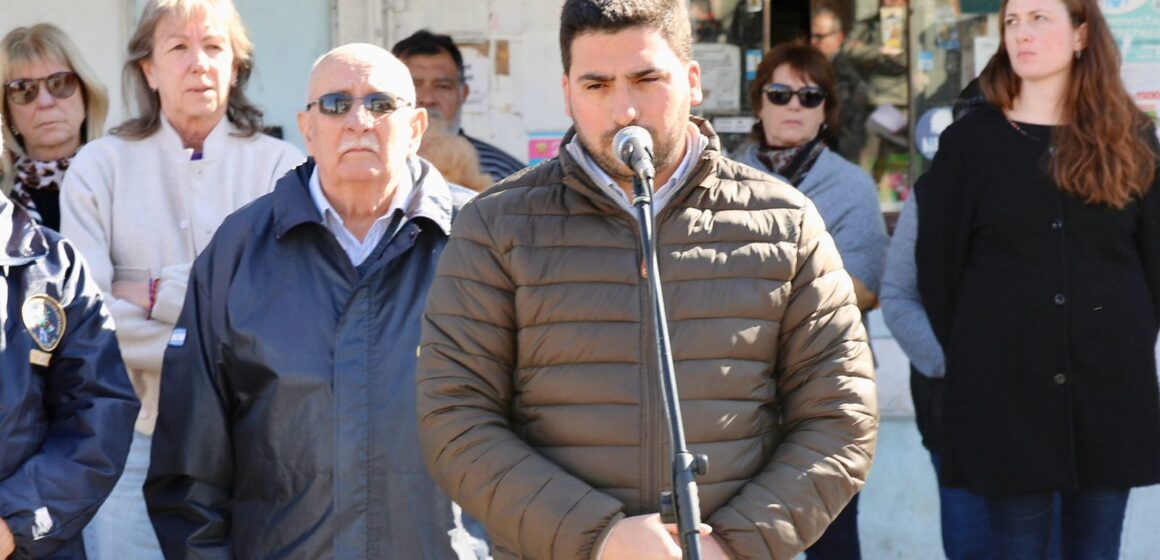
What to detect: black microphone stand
<box><xmin>630</xmin><ymin>172</ymin><xmax>709</xmax><ymax>560</ymax></box>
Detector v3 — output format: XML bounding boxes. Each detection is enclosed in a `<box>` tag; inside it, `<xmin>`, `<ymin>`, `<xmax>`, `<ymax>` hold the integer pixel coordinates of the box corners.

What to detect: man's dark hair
<box><xmin>392</xmin><ymin>29</ymin><xmax>465</xmax><ymax>80</ymax></box>
<box><xmin>559</xmin><ymin>0</ymin><xmax>692</xmax><ymax>75</ymax></box>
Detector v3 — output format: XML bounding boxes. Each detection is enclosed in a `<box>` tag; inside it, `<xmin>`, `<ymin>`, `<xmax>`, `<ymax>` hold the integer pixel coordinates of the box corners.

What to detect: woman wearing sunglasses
<box><xmin>0</xmin><ymin>23</ymin><xmax>108</xmax><ymax>231</ymax></box>
<box><xmin>735</xmin><ymin>43</ymin><xmax>886</xmax><ymax>314</ymax></box>
<box><xmin>915</xmin><ymin>0</ymin><xmax>1160</xmax><ymax>556</ymax></box>
<box><xmin>58</xmin><ymin>1</ymin><xmax>303</xmax><ymax>558</ymax></box>
<box><xmin>733</xmin><ymin>42</ymin><xmax>887</xmax><ymax>560</ymax></box>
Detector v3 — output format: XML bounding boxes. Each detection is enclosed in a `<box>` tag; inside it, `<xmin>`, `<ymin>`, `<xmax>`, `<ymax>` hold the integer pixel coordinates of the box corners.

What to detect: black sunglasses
<box><xmin>761</xmin><ymin>83</ymin><xmax>827</xmax><ymax>109</ymax></box>
<box><xmin>305</xmin><ymin>91</ymin><xmax>412</xmax><ymax>116</ymax></box>
<box><xmin>5</xmin><ymin>71</ymin><xmax>80</xmax><ymax>105</ymax></box>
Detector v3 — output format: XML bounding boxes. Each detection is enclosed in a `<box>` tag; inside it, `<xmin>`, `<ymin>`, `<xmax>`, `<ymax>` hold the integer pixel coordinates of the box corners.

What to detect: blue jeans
<box><xmin>931</xmin><ymin>453</ymin><xmax>1062</xmax><ymax>560</ymax></box>
<box><xmin>84</xmin><ymin>431</ymin><xmax>163</xmax><ymax>559</ymax></box>
<box><xmin>930</xmin><ymin>453</ymin><xmax>994</xmax><ymax>560</ymax></box>
<box><xmin>985</xmin><ymin>489</ymin><xmax>1128</xmax><ymax>560</ymax></box>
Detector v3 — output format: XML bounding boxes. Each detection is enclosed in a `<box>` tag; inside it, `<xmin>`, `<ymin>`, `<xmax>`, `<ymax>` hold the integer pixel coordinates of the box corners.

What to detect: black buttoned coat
<box><xmin>916</xmin><ymin>106</ymin><xmax>1160</xmax><ymax>497</ymax></box>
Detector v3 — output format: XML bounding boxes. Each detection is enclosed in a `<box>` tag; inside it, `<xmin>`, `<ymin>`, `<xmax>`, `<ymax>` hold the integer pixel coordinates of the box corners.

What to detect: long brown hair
<box><xmin>980</xmin><ymin>0</ymin><xmax>1156</xmax><ymax>208</ymax></box>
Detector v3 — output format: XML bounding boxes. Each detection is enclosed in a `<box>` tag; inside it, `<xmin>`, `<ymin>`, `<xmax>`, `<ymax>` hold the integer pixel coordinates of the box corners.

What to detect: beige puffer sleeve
<box><xmin>706</xmin><ymin>197</ymin><xmax>879</xmax><ymax>559</ymax></box>
<box><xmin>417</xmin><ymin>200</ymin><xmax>625</xmax><ymax>559</ymax></box>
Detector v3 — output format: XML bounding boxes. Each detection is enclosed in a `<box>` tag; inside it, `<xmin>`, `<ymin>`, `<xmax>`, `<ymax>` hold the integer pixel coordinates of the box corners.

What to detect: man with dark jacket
<box><xmin>144</xmin><ymin>43</ymin><xmax>476</xmax><ymax>559</ymax></box>
<box><xmin>416</xmin><ymin>1</ymin><xmax>879</xmax><ymax>558</ymax></box>
<box><xmin>0</xmin><ymin>115</ymin><xmax>139</xmax><ymax>559</ymax></box>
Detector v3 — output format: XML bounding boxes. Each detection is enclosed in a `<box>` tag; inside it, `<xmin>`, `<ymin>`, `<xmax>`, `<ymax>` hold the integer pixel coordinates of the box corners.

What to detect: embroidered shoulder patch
<box><xmin>22</xmin><ymin>294</ymin><xmax>66</xmax><ymax>352</ymax></box>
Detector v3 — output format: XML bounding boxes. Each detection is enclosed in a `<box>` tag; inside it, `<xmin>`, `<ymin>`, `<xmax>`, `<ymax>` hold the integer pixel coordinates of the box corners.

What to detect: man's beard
<box><xmin>577</xmin><ymin>122</ymin><xmax>686</xmax><ymax>182</ymax></box>
<box><xmin>426</xmin><ymin>108</ymin><xmax>462</xmax><ymax>134</ymax></box>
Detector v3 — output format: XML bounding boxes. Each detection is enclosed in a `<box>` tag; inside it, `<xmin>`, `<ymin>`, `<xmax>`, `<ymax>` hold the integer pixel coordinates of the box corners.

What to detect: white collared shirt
<box><xmin>565</xmin><ymin>122</ymin><xmax>708</xmax><ymax>219</ymax></box>
<box><xmin>308</xmin><ymin>162</ymin><xmax>416</xmax><ymax>266</ymax></box>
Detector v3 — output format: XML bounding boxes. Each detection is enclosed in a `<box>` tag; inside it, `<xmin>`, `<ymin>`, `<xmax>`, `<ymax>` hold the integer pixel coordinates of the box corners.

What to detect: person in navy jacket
<box><xmin>0</xmin><ymin>114</ymin><xmax>139</xmax><ymax>559</ymax></box>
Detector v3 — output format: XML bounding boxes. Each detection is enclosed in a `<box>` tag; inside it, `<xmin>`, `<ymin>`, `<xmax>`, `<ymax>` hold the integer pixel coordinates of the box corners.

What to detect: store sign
<box><xmin>1103</xmin><ymin>0</ymin><xmax>1160</xmax><ymax>123</ymax></box>
<box><xmin>693</xmin><ymin>43</ymin><xmax>742</xmax><ymax>113</ymax></box>
<box><xmin>1102</xmin><ymin>0</ymin><xmax>1160</xmax><ymax>64</ymax></box>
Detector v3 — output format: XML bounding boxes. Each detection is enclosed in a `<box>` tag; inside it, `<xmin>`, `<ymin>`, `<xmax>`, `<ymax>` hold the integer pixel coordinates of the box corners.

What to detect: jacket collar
<box><xmin>273</xmin><ymin>156</ymin><xmax>454</xmax><ymax>239</ymax></box>
<box><xmin>0</xmin><ymin>193</ymin><xmax>48</xmax><ymax>267</ymax></box>
<box><xmin>157</xmin><ymin>114</ymin><xmax>239</xmax><ymax>161</ymax></box>
<box><xmin>557</xmin><ymin>116</ymin><xmax>723</xmax><ymax>212</ymax></box>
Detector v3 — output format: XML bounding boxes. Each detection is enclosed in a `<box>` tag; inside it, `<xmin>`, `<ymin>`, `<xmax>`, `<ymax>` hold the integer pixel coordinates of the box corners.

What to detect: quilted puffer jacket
<box><xmin>417</xmin><ymin>118</ymin><xmax>878</xmax><ymax>560</ymax></box>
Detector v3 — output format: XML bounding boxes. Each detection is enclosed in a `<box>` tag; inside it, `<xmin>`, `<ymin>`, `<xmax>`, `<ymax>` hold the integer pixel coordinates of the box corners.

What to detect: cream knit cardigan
<box><xmin>61</xmin><ymin>117</ymin><xmax>305</xmax><ymax>434</ymax></box>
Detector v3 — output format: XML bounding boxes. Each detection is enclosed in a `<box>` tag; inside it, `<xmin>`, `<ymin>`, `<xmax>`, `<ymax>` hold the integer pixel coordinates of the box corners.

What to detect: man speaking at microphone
<box><xmin>416</xmin><ymin>0</ymin><xmax>878</xmax><ymax>558</ymax></box>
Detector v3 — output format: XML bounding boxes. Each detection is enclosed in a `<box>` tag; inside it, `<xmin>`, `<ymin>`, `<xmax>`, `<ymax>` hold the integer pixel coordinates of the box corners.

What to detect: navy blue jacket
<box><xmin>0</xmin><ymin>196</ymin><xmax>138</xmax><ymax>558</ymax></box>
<box><xmin>145</xmin><ymin>159</ymin><xmax>470</xmax><ymax>559</ymax></box>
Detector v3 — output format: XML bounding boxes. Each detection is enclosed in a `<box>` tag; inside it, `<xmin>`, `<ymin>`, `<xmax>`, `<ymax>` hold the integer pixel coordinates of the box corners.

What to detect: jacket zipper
<box><xmin>559</xmin><ymin>153</ymin><xmax>718</xmax><ymax>514</ymax></box>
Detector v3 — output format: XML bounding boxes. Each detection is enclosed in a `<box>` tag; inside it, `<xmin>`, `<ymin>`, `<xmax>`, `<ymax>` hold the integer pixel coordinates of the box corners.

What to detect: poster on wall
<box><xmin>528</xmin><ymin>132</ymin><xmax>566</xmax><ymax>165</ymax></box>
<box><xmin>693</xmin><ymin>43</ymin><xmax>742</xmax><ymax>113</ymax></box>
<box><xmin>458</xmin><ymin>43</ymin><xmax>492</xmax><ymax>116</ymax></box>
<box><xmin>1102</xmin><ymin>0</ymin><xmax>1160</xmax><ymax>123</ymax></box>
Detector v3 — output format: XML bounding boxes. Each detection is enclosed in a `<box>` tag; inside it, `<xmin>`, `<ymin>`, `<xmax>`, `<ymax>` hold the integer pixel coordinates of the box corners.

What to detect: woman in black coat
<box><xmin>914</xmin><ymin>0</ymin><xmax>1160</xmax><ymax>557</ymax></box>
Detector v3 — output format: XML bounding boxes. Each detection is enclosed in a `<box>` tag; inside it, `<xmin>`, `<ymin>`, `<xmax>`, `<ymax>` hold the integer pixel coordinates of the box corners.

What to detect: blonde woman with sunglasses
<box><xmin>0</xmin><ymin>23</ymin><xmax>108</xmax><ymax>231</ymax></box>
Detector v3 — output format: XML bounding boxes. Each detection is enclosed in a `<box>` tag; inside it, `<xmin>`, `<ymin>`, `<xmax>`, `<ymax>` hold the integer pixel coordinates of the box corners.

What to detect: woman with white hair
<box><xmin>60</xmin><ymin>0</ymin><xmax>303</xmax><ymax>557</ymax></box>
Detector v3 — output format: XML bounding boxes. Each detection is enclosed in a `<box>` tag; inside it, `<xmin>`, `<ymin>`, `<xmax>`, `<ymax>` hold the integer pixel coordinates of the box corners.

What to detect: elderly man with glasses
<box><xmin>143</xmin><ymin>43</ymin><xmax>479</xmax><ymax>559</ymax></box>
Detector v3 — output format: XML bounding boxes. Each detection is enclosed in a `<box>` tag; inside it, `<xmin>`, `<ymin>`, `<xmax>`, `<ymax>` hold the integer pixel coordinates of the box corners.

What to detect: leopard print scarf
<box><xmin>12</xmin><ymin>154</ymin><xmax>71</xmax><ymax>225</ymax></box>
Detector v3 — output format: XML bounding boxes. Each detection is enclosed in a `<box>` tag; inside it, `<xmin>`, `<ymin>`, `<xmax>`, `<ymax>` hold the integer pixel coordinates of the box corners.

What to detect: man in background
<box><xmin>812</xmin><ymin>7</ymin><xmax>870</xmax><ymax>162</ymax></box>
<box><xmin>393</xmin><ymin>29</ymin><xmax>526</xmax><ymax>181</ymax></box>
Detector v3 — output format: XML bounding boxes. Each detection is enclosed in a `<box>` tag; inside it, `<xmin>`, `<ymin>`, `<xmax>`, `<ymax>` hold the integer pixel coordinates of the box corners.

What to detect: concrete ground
<box><xmin>855</xmin><ymin>417</ymin><xmax>1160</xmax><ymax>559</ymax></box>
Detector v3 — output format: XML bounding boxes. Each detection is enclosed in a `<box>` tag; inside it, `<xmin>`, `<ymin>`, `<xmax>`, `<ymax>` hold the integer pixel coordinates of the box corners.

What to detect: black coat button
<box><xmin>1054</xmin><ymin>294</ymin><xmax>1066</xmax><ymax>305</ymax></box>
<box><xmin>1054</xmin><ymin>373</ymin><xmax>1067</xmax><ymax>385</ymax></box>
<box><xmin>1051</xmin><ymin>219</ymin><xmax>1063</xmax><ymax>230</ymax></box>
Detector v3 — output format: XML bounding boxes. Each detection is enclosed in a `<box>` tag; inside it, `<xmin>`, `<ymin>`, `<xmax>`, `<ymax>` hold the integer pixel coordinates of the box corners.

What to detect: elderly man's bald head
<box><xmin>307</xmin><ymin>43</ymin><xmax>416</xmax><ymax>104</ymax></box>
<box><xmin>298</xmin><ymin>42</ymin><xmax>428</xmax><ymax>198</ymax></box>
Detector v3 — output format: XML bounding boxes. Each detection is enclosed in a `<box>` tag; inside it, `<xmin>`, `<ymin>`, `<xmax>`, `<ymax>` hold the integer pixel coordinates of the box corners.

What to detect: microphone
<box><xmin>613</xmin><ymin>126</ymin><xmax>656</xmax><ymax>180</ymax></box>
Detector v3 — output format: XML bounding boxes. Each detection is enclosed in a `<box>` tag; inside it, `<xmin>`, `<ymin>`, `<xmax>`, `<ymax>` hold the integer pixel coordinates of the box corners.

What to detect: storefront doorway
<box><xmin>689</xmin><ymin>0</ymin><xmax>1007</xmax><ymax>219</ymax></box>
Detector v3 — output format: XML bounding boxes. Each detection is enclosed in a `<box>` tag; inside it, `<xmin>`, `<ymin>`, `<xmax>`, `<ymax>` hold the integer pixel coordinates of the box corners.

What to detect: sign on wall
<box><xmin>1102</xmin><ymin>0</ymin><xmax>1160</xmax><ymax>121</ymax></box>
<box><xmin>693</xmin><ymin>43</ymin><xmax>742</xmax><ymax>113</ymax></box>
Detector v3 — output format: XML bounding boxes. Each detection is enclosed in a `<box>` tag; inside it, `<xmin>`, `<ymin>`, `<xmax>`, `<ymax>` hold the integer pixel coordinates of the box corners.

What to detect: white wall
<box><xmin>234</xmin><ymin>0</ymin><xmax>331</xmax><ymax>148</ymax></box>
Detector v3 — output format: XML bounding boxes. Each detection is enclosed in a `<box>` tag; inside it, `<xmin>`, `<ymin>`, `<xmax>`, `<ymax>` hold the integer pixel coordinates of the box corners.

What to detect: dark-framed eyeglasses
<box><xmin>5</xmin><ymin>71</ymin><xmax>80</xmax><ymax>105</ymax></box>
<box><xmin>305</xmin><ymin>91</ymin><xmax>412</xmax><ymax>116</ymax></box>
<box><xmin>810</xmin><ymin>31</ymin><xmax>840</xmax><ymax>42</ymax></box>
<box><xmin>761</xmin><ymin>83</ymin><xmax>827</xmax><ymax>109</ymax></box>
